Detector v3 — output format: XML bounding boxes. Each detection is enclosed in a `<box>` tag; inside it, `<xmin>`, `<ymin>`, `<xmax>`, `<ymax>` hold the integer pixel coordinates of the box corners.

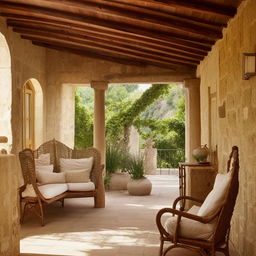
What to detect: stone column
<box><xmin>91</xmin><ymin>81</ymin><xmax>108</xmax><ymax>165</ymax></box>
<box><xmin>184</xmin><ymin>79</ymin><xmax>201</xmax><ymax>162</ymax></box>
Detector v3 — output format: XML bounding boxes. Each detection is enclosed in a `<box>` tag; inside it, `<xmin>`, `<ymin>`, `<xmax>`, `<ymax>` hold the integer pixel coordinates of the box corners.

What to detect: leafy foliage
<box><xmin>106</xmin><ymin>84</ymin><xmax>170</xmax><ymax>143</ymax></box>
<box><xmin>74</xmin><ymin>91</ymin><xmax>93</xmax><ymax>149</ymax></box>
<box><xmin>124</xmin><ymin>153</ymin><xmax>144</xmax><ymax>180</ymax></box>
<box><xmin>106</xmin><ymin>145</ymin><xmax>123</xmax><ymax>174</ymax></box>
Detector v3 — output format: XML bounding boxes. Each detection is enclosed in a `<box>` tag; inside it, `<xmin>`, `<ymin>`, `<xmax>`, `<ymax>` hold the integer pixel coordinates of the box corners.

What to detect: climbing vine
<box><xmin>106</xmin><ymin>84</ymin><xmax>170</xmax><ymax>143</ymax></box>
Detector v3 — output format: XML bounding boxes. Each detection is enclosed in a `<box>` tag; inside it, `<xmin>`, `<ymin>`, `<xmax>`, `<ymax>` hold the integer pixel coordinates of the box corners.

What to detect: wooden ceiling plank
<box><xmin>109</xmin><ymin>0</ymin><xmax>237</xmax><ymax>17</ymax></box>
<box><xmin>0</xmin><ymin>1</ymin><xmax>219</xmax><ymax>42</ymax></box>
<box><xmin>0</xmin><ymin>10</ymin><xmax>213</xmax><ymax>53</ymax></box>
<box><xmin>11</xmin><ymin>23</ymin><xmax>203</xmax><ymax>62</ymax></box>
<box><xmin>74</xmin><ymin>0</ymin><xmax>227</xmax><ymax>27</ymax></box>
<box><xmin>19</xmin><ymin>31</ymin><xmax>198</xmax><ymax>66</ymax></box>
<box><xmin>20</xmin><ymin>33</ymin><xmax>196</xmax><ymax>68</ymax></box>
<box><xmin>9</xmin><ymin>19</ymin><xmax>205</xmax><ymax>58</ymax></box>
<box><xmin>50</xmin><ymin>0</ymin><xmax>223</xmax><ymax>38</ymax></box>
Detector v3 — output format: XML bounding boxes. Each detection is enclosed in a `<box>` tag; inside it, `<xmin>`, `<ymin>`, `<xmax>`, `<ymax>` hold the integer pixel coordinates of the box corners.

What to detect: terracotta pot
<box><xmin>127</xmin><ymin>177</ymin><xmax>152</xmax><ymax>196</ymax></box>
<box><xmin>109</xmin><ymin>172</ymin><xmax>130</xmax><ymax>190</ymax></box>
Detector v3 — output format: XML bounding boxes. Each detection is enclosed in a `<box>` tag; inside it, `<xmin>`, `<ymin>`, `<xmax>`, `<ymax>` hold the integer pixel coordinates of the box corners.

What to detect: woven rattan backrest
<box><xmin>214</xmin><ymin>146</ymin><xmax>239</xmax><ymax>244</ymax></box>
<box><xmin>55</xmin><ymin>140</ymin><xmax>73</xmax><ymax>173</ymax></box>
<box><xmin>72</xmin><ymin>148</ymin><xmax>101</xmax><ymax>186</ymax></box>
<box><xmin>19</xmin><ymin>148</ymin><xmax>37</xmax><ymax>186</ymax></box>
<box><xmin>34</xmin><ymin>139</ymin><xmax>57</xmax><ymax>168</ymax></box>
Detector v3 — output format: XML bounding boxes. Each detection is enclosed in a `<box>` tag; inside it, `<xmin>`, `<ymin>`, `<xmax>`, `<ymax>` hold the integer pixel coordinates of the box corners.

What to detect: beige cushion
<box><xmin>65</xmin><ymin>170</ymin><xmax>90</xmax><ymax>183</ymax></box>
<box><xmin>35</xmin><ymin>153</ymin><xmax>50</xmax><ymax>166</ymax></box>
<box><xmin>60</xmin><ymin>157</ymin><xmax>93</xmax><ymax>173</ymax></box>
<box><xmin>35</xmin><ymin>164</ymin><xmax>54</xmax><ymax>173</ymax></box>
<box><xmin>67</xmin><ymin>182</ymin><xmax>95</xmax><ymax>192</ymax></box>
<box><xmin>21</xmin><ymin>184</ymin><xmax>37</xmax><ymax>198</ymax></box>
<box><xmin>38</xmin><ymin>184</ymin><xmax>68</xmax><ymax>199</ymax></box>
<box><xmin>197</xmin><ymin>171</ymin><xmax>232</xmax><ymax>217</ymax></box>
<box><xmin>164</xmin><ymin>205</ymin><xmax>215</xmax><ymax>240</ymax></box>
<box><xmin>36</xmin><ymin>171</ymin><xmax>66</xmax><ymax>185</ymax></box>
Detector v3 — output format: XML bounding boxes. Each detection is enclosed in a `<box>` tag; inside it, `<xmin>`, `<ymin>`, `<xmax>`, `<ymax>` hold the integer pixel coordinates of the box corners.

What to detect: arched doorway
<box><xmin>0</xmin><ymin>33</ymin><xmax>12</xmax><ymax>152</ymax></box>
<box><xmin>22</xmin><ymin>79</ymin><xmax>43</xmax><ymax>149</ymax></box>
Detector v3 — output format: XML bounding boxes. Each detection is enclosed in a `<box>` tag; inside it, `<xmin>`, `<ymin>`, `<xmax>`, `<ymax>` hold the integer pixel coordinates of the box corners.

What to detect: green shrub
<box><xmin>125</xmin><ymin>154</ymin><xmax>144</xmax><ymax>180</ymax></box>
<box><xmin>106</xmin><ymin>145</ymin><xmax>122</xmax><ymax>174</ymax></box>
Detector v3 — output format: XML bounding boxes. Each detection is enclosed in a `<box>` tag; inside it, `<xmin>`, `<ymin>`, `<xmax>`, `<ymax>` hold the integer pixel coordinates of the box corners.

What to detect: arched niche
<box><xmin>22</xmin><ymin>78</ymin><xmax>44</xmax><ymax>149</ymax></box>
<box><xmin>0</xmin><ymin>33</ymin><xmax>12</xmax><ymax>152</ymax></box>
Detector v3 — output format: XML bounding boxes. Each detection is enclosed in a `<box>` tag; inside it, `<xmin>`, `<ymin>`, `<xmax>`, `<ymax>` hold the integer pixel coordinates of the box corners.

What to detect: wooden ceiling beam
<box><xmin>0</xmin><ymin>11</ymin><xmax>214</xmax><ymax>51</ymax></box>
<box><xmin>75</xmin><ymin>0</ymin><xmax>226</xmax><ymax>27</ymax></box>
<box><xmin>11</xmin><ymin>23</ymin><xmax>203</xmax><ymax>62</ymax></box>
<box><xmin>0</xmin><ymin>1</ymin><xmax>219</xmax><ymax>42</ymax></box>
<box><xmin>8</xmin><ymin>19</ymin><xmax>206</xmax><ymax>58</ymax></box>
<box><xmin>20</xmin><ymin>33</ymin><xmax>196</xmax><ymax>68</ymax></box>
<box><xmin>109</xmin><ymin>0</ymin><xmax>237</xmax><ymax>17</ymax></box>
<box><xmin>17</xmin><ymin>29</ymin><xmax>198</xmax><ymax>66</ymax></box>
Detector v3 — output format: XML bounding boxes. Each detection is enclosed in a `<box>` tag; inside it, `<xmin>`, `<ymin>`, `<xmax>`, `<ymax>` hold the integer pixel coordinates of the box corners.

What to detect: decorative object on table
<box><xmin>0</xmin><ymin>136</ymin><xmax>8</xmax><ymax>154</ymax></box>
<box><xmin>125</xmin><ymin>153</ymin><xmax>152</xmax><ymax>196</ymax></box>
<box><xmin>192</xmin><ymin>144</ymin><xmax>209</xmax><ymax>163</ymax></box>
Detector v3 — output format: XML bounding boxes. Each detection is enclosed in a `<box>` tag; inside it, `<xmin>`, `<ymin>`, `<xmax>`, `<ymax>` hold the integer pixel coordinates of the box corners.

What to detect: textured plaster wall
<box><xmin>197</xmin><ymin>0</ymin><xmax>256</xmax><ymax>255</ymax></box>
<box><xmin>0</xmin><ymin>18</ymin><xmax>47</xmax><ymax>153</ymax></box>
<box><xmin>45</xmin><ymin>49</ymin><xmax>195</xmax><ymax>147</ymax></box>
<box><xmin>0</xmin><ymin>18</ymin><xmax>47</xmax><ymax>255</ymax></box>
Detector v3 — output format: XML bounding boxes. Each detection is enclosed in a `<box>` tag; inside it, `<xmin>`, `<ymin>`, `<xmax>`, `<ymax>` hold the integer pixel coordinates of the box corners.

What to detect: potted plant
<box><xmin>105</xmin><ymin>145</ymin><xmax>130</xmax><ymax>190</ymax></box>
<box><xmin>125</xmin><ymin>153</ymin><xmax>152</xmax><ymax>196</ymax></box>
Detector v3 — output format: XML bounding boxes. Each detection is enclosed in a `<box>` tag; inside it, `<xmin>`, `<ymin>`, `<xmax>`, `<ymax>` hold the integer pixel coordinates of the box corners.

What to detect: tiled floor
<box><xmin>20</xmin><ymin>175</ymin><xmax>179</xmax><ymax>256</ymax></box>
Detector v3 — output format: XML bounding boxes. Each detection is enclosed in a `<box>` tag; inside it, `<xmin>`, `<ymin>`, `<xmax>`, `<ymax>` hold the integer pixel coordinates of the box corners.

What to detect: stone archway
<box><xmin>0</xmin><ymin>33</ymin><xmax>12</xmax><ymax>152</ymax></box>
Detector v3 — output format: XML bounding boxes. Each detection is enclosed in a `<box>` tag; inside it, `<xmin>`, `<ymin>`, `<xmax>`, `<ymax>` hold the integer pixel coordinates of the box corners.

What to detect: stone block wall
<box><xmin>0</xmin><ymin>155</ymin><xmax>20</xmax><ymax>256</ymax></box>
<box><xmin>197</xmin><ymin>0</ymin><xmax>256</xmax><ymax>255</ymax></box>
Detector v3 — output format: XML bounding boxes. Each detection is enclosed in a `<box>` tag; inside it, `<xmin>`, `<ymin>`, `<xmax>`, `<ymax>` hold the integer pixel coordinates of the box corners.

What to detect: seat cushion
<box><xmin>164</xmin><ymin>205</ymin><xmax>216</xmax><ymax>240</ymax></box>
<box><xmin>22</xmin><ymin>184</ymin><xmax>37</xmax><ymax>198</ymax></box>
<box><xmin>38</xmin><ymin>184</ymin><xmax>68</xmax><ymax>199</ymax></box>
<box><xmin>67</xmin><ymin>182</ymin><xmax>95</xmax><ymax>192</ymax></box>
<box><xmin>197</xmin><ymin>171</ymin><xmax>232</xmax><ymax>217</ymax></box>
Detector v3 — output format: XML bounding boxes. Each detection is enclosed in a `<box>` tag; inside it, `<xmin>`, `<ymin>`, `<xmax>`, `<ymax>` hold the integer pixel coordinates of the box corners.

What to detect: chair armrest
<box><xmin>172</xmin><ymin>196</ymin><xmax>204</xmax><ymax>210</ymax></box>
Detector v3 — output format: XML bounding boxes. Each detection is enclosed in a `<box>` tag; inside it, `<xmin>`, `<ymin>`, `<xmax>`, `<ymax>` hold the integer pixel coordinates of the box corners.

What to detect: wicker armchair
<box><xmin>19</xmin><ymin>139</ymin><xmax>105</xmax><ymax>226</ymax></box>
<box><xmin>156</xmin><ymin>146</ymin><xmax>239</xmax><ymax>256</ymax></box>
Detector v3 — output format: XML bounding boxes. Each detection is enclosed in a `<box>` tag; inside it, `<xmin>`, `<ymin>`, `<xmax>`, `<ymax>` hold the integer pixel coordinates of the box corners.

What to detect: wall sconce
<box><xmin>243</xmin><ymin>53</ymin><xmax>256</xmax><ymax>80</ymax></box>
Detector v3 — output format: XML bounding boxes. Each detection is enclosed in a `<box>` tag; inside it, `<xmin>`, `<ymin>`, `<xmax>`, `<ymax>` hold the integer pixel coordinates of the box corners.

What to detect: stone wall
<box><xmin>0</xmin><ymin>155</ymin><xmax>21</xmax><ymax>256</ymax></box>
<box><xmin>197</xmin><ymin>0</ymin><xmax>256</xmax><ymax>255</ymax></box>
<box><xmin>0</xmin><ymin>18</ymin><xmax>47</xmax><ymax>153</ymax></box>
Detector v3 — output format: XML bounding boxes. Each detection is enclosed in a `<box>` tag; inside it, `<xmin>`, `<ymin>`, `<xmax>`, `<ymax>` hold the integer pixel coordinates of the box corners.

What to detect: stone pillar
<box><xmin>184</xmin><ymin>79</ymin><xmax>201</xmax><ymax>162</ymax></box>
<box><xmin>144</xmin><ymin>138</ymin><xmax>157</xmax><ymax>175</ymax></box>
<box><xmin>91</xmin><ymin>81</ymin><xmax>108</xmax><ymax>165</ymax></box>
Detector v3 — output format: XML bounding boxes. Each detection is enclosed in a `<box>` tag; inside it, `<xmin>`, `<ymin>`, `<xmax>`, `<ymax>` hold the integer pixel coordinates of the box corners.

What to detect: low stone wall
<box><xmin>0</xmin><ymin>155</ymin><xmax>20</xmax><ymax>255</ymax></box>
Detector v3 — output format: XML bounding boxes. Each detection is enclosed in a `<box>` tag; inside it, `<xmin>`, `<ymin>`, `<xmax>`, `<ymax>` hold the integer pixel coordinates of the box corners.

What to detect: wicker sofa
<box><xmin>19</xmin><ymin>139</ymin><xmax>105</xmax><ymax>226</ymax></box>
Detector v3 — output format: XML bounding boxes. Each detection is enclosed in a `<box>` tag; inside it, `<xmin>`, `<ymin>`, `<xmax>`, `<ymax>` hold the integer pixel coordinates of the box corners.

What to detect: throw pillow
<box><xmin>36</xmin><ymin>171</ymin><xmax>66</xmax><ymax>185</ymax></box>
<box><xmin>197</xmin><ymin>171</ymin><xmax>232</xmax><ymax>217</ymax></box>
<box><xmin>35</xmin><ymin>153</ymin><xmax>50</xmax><ymax>166</ymax></box>
<box><xmin>60</xmin><ymin>157</ymin><xmax>93</xmax><ymax>173</ymax></box>
<box><xmin>65</xmin><ymin>170</ymin><xmax>91</xmax><ymax>183</ymax></box>
<box><xmin>35</xmin><ymin>164</ymin><xmax>54</xmax><ymax>173</ymax></box>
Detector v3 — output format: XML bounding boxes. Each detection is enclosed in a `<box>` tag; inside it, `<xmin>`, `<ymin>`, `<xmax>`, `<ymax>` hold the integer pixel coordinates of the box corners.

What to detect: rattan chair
<box><xmin>19</xmin><ymin>139</ymin><xmax>105</xmax><ymax>226</ymax></box>
<box><xmin>156</xmin><ymin>146</ymin><xmax>239</xmax><ymax>256</ymax></box>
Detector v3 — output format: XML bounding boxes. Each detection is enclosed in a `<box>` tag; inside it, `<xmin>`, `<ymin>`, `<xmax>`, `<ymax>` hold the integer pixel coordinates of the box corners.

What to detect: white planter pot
<box><xmin>127</xmin><ymin>177</ymin><xmax>152</xmax><ymax>196</ymax></box>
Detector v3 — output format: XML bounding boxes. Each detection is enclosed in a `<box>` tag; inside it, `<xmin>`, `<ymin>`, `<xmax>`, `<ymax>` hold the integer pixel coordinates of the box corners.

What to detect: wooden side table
<box><xmin>178</xmin><ymin>162</ymin><xmax>216</xmax><ymax>210</ymax></box>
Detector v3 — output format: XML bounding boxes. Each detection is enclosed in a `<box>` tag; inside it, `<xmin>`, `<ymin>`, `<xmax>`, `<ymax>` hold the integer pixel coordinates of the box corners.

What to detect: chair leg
<box><xmin>159</xmin><ymin>239</ymin><xmax>164</xmax><ymax>256</ymax></box>
<box><xmin>20</xmin><ymin>201</ymin><xmax>28</xmax><ymax>224</ymax></box>
<box><xmin>38</xmin><ymin>200</ymin><xmax>44</xmax><ymax>226</ymax></box>
<box><xmin>61</xmin><ymin>198</ymin><xmax>65</xmax><ymax>208</ymax></box>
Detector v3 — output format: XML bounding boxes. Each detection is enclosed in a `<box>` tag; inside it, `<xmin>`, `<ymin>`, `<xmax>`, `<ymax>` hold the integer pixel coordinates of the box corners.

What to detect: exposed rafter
<box><xmin>0</xmin><ymin>0</ymin><xmax>241</xmax><ymax>70</ymax></box>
